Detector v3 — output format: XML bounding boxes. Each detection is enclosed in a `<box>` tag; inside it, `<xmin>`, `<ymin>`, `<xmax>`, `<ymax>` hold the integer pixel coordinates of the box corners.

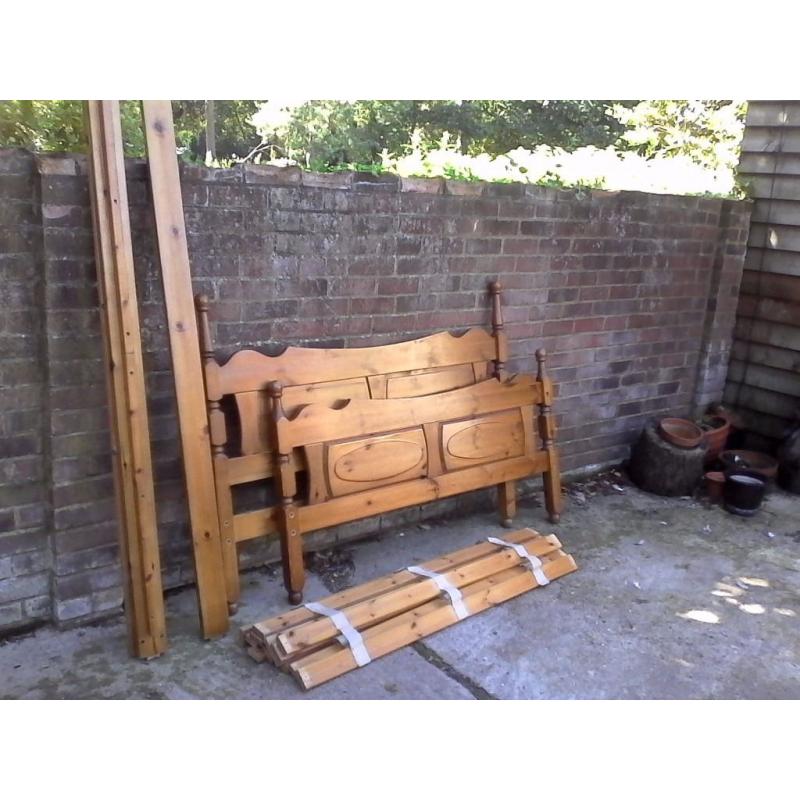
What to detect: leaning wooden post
<box><xmin>196</xmin><ymin>295</ymin><xmax>240</xmax><ymax>613</ymax></box>
<box><xmin>141</xmin><ymin>101</ymin><xmax>229</xmax><ymax>638</ymax></box>
<box><xmin>536</xmin><ymin>348</ymin><xmax>563</xmax><ymax>523</ymax></box>
<box><xmin>267</xmin><ymin>382</ymin><xmax>305</xmax><ymax>605</ymax></box>
<box><xmin>85</xmin><ymin>100</ymin><xmax>166</xmax><ymax>657</ymax></box>
<box><xmin>489</xmin><ymin>280</ymin><xmax>515</xmax><ymax>527</ymax></box>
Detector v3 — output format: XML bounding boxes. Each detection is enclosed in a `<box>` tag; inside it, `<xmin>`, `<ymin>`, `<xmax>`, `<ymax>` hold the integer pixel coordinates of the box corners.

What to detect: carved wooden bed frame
<box><xmin>195</xmin><ymin>282</ymin><xmax>562</xmax><ymax>608</ymax></box>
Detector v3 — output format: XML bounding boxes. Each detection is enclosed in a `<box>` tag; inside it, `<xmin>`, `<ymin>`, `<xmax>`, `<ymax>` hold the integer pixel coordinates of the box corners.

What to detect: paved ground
<box><xmin>2</xmin><ymin>471</ymin><xmax>799</xmax><ymax>699</ymax></box>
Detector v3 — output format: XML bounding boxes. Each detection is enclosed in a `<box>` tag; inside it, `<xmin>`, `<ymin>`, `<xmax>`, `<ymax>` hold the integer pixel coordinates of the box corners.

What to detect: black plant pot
<box><xmin>723</xmin><ymin>468</ymin><xmax>767</xmax><ymax>517</ymax></box>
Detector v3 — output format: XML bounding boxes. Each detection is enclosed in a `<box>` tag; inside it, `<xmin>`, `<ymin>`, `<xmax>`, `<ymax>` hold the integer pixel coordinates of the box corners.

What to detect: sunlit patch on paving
<box><xmin>677</xmin><ymin>609</ymin><xmax>720</xmax><ymax>624</ymax></box>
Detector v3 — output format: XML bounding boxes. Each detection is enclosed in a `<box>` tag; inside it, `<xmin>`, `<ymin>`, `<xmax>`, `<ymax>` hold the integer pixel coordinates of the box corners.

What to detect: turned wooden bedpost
<box><xmin>195</xmin><ymin>294</ymin><xmax>240</xmax><ymax>613</ymax></box>
<box><xmin>489</xmin><ymin>280</ymin><xmax>507</xmax><ymax>381</ymax></box>
<box><xmin>268</xmin><ymin>381</ymin><xmax>305</xmax><ymax>605</ymax></box>
<box><xmin>489</xmin><ymin>280</ymin><xmax>515</xmax><ymax>527</ymax></box>
<box><xmin>536</xmin><ymin>348</ymin><xmax>563</xmax><ymax>524</ymax></box>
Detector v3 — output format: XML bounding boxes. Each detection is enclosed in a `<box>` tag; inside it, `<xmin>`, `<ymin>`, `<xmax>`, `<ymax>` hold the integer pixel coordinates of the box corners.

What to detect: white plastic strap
<box><xmin>487</xmin><ymin>536</ymin><xmax>550</xmax><ymax>586</ymax></box>
<box><xmin>406</xmin><ymin>565</ymin><xmax>470</xmax><ymax>620</ymax></box>
<box><xmin>304</xmin><ymin>602</ymin><xmax>371</xmax><ymax>667</ymax></box>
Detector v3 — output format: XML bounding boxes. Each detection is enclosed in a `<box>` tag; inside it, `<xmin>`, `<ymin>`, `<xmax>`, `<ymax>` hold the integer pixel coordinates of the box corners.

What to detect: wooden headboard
<box><xmin>194</xmin><ymin>282</ymin><xmax>561</xmax><ymax>611</ymax></box>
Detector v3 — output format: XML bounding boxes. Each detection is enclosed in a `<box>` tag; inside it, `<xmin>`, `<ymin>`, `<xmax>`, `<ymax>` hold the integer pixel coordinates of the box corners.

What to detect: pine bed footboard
<box><xmin>268</xmin><ymin>375</ymin><xmax>561</xmax><ymax>603</ymax></box>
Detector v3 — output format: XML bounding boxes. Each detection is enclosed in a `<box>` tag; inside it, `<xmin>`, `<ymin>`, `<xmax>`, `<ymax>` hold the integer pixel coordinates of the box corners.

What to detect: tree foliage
<box><xmin>0</xmin><ymin>100</ymin><xmax>262</xmax><ymax>160</ymax></box>
<box><xmin>171</xmin><ymin>100</ymin><xmax>263</xmax><ymax>161</ymax></box>
<box><xmin>258</xmin><ymin>100</ymin><xmax>635</xmax><ymax>169</ymax></box>
<box><xmin>0</xmin><ymin>99</ymin><xmax>746</xmax><ymax>183</ymax></box>
<box><xmin>618</xmin><ymin>100</ymin><xmax>746</xmax><ymax>169</ymax></box>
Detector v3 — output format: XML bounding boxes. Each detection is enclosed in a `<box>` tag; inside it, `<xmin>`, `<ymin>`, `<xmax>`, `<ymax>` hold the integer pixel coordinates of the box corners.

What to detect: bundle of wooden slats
<box><xmin>241</xmin><ymin>528</ymin><xmax>577</xmax><ymax>689</ymax></box>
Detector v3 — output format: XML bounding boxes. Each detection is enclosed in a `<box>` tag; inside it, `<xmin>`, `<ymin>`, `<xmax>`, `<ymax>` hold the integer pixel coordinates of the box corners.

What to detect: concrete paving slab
<box><xmin>424</xmin><ymin>483</ymin><xmax>800</xmax><ymax>699</ymax></box>
<box><xmin>1</xmin><ymin>473</ymin><xmax>798</xmax><ymax>699</ymax></box>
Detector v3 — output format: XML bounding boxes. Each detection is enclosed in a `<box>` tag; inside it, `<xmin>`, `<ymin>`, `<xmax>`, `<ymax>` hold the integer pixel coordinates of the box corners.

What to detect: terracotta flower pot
<box><xmin>700</xmin><ymin>415</ymin><xmax>730</xmax><ymax>463</ymax></box>
<box><xmin>704</xmin><ymin>470</ymin><xmax>726</xmax><ymax>503</ymax></box>
<box><xmin>658</xmin><ymin>418</ymin><xmax>703</xmax><ymax>449</ymax></box>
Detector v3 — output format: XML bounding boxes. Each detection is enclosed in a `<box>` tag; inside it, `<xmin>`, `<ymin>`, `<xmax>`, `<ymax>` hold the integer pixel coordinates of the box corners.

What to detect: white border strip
<box><xmin>407</xmin><ymin>565</ymin><xmax>470</xmax><ymax>620</ymax></box>
<box><xmin>487</xmin><ymin>536</ymin><xmax>550</xmax><ymax>586</ymax></box>
<box><xmin>304</xmin><ymin>601</ymin><xmax>372</xmax><ymax>666</ymax></box>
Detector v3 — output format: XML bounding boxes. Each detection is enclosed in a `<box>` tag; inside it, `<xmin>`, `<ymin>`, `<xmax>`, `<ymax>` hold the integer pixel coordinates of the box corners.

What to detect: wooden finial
<box><xmin>195</xmin><ymin>294</ymin><xmax>213</xmax><ymax>359</ymax></box>
<box><xmin>536</xmin><ymin>348</ymin><xmax>547</xmax><ymax>381</ymax></box>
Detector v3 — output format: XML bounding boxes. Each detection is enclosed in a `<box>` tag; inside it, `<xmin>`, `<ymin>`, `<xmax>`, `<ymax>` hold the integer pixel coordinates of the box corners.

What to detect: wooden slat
<box><xmin>226</xmin><ymin>452</ymin><xmax>273</xmax><ymax>484</ymax></box>
<box><xmin>212</xmin><ymin>454</ymin><xmax>240</xmax><ymax>607</ymax></box>
<box><xmin>290</xmin><ymin>551</ymin><xmax>578</xmax><ymax>689</ymax></box>
<box><xmin>736</xmin><ymin>294</ymin><xmax>800</xmax><ymax>327</ymax></box>
<box><xmin>730</xmin><ymin>339</ymin><xmax>800</xmax><ymax>374</ymax></box>
<box><xmin>246</xmin><ymin>528</ymin><xmax>550</xmax><ymax>667</ymax></box>
<box><xmin>233</xmin><ymin>506</ymin><xmax>279</xmax><ymax>542</ymax></box>
<box><xmin>726</xmin><ymin>359</ymin><xmax>800</xmax><ymax>398</ymax></box>
<box><xmin>739</xmin><ymin>152</ymin><xmax>800</xmax><ymax>177</ymax></box>
<box><xmin>742</xmin><ymin>126</ymin><xmax>800</xmax><ymax>156</ymax></box>
<box><xmin>742</xmin><ymin>175</ymin><xmax>800</xmax><ymax>202</ymax></box>
<box><xmin>276</xmin><ymin>533</ymin><xmax>563</xmax><ymax>657</ymax></box>
<box><xmin>141</xmin><ymin>100</ymin><xmax>229</xmax><ymax>638</ymax></box>
<box><xmin>739</xmin><ymin>270</ymin><xmax>800</xmax><ymax>302</ymax></box>
<box><xmin>748</xmin><ymin>222</ymin><xmax>800</xmax><ymax>254</ymax></box>
<box><xmin>734</xmin><ymin>316</ymin><xmax>800</xmax><ymax>352</ymax></box>
<box><xmin>745</xmin><ymin>102</ymin><xmax>800</xmax><ymax>128</ymax></box>
<box><xmin>366</xmin><ymin>374</ymin><xmax>388</xmax><ymax>399</ymax></box>
<box><xmin>385</xmin><ymin>363</ymin><xmax>478</xmax><ymax>398</ymax></box>
<box><xmin>85</xmin><ymin>101</ymin><xmax>166</xmax><ymax>658</ymax></box>
<box><xmin>750</xmin><ymin>198</ymin><xmax>800</xmax><ymax>227</ymax></box>
<box><xmin>235</xmin><ymin>391</ymin><xmax>266</xmax><ymax>455</ymax></box>
<box><xmin>282</xmin><ymin>377</ymin><xmax>371</xmax><ymax>412</ymax></box>
<box><xmin>723</xmin><ymin>381</ymin><xmax>800</xmax><ymax>421</ymax></box>
<box><xmin>225</xmin><ymin>450</ymin><xmax>304</xmax><ymax>485</ymax></box>
<box><xmin>247</xmin><ymin>527</ymin><xmax>543</xmax><ymax>638</ymax></box>
<box><xmin>744</xmin><ymin>247</ymin><xmax>800</xmax><ymax>278</ymax></box>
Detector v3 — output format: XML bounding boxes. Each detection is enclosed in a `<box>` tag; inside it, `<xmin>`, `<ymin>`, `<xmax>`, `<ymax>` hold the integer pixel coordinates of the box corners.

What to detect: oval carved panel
<box><xmin>442</xmin><ymin>410</ymin><xmax>525</xmax><ymax>471</ymax></box>
<box><xmin>334</xmin><ymin>439</ymin><xmax>425</xmax><ymax>483</ymax></box>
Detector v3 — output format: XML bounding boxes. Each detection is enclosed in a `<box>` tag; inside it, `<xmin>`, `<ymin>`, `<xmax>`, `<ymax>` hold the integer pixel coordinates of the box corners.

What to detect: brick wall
<box><xmin>0</xmin><ymin>150</ymin><xmax>751</xmax><ymax>634</ymax></box>
<box><xmin>0</xmin><ymin>151</ymin><xmax>52</xmax><ymax>632</ymax></box>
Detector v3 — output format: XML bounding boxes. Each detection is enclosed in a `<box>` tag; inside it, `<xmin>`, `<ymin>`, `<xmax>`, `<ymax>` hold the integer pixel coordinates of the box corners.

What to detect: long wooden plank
<box><xmin>85</xmin><ymin>101</ymin><xmax>166</xmax><ymax>658</ymax></box>
<box><xmin>276</xmin><ymin>533</ymin><xmax>563</xmax><ymax>657</ymax></box>
<box><xmin>246</xmin><ymin>527</ymin><xmax>544</xmax><ymax>639</ymax></box>
<box><xmin>86</xmin><ymin>101</ymin><xmax>148</xmax><ymax>654</ymax></box>
<box><xmin>290</xmin><ymin>551</ymin><xmax>578</xmax><ymax>689</ymax></box>
<box><xmin>141</xmin><ymin>100</ymin><xmax>229</xmax><ymax>638</ymax></box>
<box><xmin>233</xmin><ymin>453</ymin><xmax>545</xmax><ymax>541</ymax></box>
